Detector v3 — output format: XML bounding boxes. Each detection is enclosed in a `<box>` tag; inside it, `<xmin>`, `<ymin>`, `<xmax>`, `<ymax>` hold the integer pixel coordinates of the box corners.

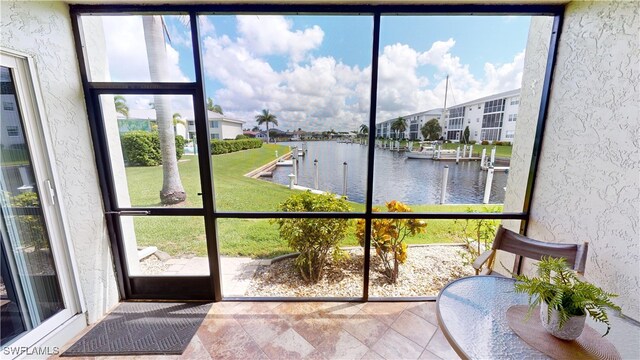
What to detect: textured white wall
<box><xmin>0</xmin><ymin>1</ymin><xmax>119</xmax><ymax>323</ymax></box>
<box><xmin>512</xmin><ymin>1</ymin><xmax>639</xmax><ymax>320</ymax></box>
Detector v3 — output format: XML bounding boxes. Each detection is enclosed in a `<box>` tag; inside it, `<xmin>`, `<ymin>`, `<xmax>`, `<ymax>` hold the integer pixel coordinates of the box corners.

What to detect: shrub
<box><xmin>273</xmin><ymin>191</ymin><xmax>352</xmax><ymax>283</ymax></box>
<box><xmin>235</xmin><ymin>134</ymin><xmax>249</xmax><ymax>140</ymax></box>
<box><xmin>210</xmin><ymin>138</ymin><xmax>263</xmax><ymax>155</ymax></box>
<box><xmin>493</xmin><ymin>141</ymin><xmax>504</xmax><ymax>146</ymax></box>
<box><xmin>468</xmin><ymin>140</ymin><xmax>477</xmax><ymax>145</ymax></box>
<box><xmin>481</xmin><ymin>140</ymin><xmax>490</xmax><ymax>145</ymax></box>
<box><xmin>356</xmin><ymin>201</ymin><xmax>427</xmax><ymax>283</ymax></box>
<box><xmin>121</xmin><ymin>131</ymin><xmax>185</xmax><ymax>166</ymax></box>
<box><xmin>451</xmin><ymin>207</ymin><xmax>500</xmax><ymax>266</ymax></box>
<box><xmin>11</xmin><ymin>192</ymin><xmax>47</xmax><ymax>250</ymax></box>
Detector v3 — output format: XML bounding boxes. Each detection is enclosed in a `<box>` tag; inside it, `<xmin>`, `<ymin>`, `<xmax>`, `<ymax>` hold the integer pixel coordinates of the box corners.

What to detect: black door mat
<box><xmin>62</xmin><ymin>302</ymin><xmax>211</xmax><ymax>356</ymax></box>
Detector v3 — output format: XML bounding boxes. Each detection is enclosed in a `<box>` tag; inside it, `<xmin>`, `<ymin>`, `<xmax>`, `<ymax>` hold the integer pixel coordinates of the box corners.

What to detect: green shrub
<box><xmin>493</xmin><ymin>141</ymin><xmax>504</xmax><ymax>146</ymax></box>
<box><xmin>272</xmin><ymin>191</ymin><xmax>352</xmax><ymax>283</ymax></box>
<box><xmin>481</xmin><ymin>140</ymin><xmax>490</xmax><ymax>145</ymax></box>
<box><xmin>235</xmin><ymin>134</ymin><xmax>249</xmax><ymax>140</ymax></box>
<box><xmin>121</xmin><ymin>131</ymin><xmax>185</xmax><ymax>166</ymax></box>
<box><xmin>468</xmin><ymin>140</ymin><xmax>477</xmax><ymax>145</ymax></box>
<box><xmin>356</xmin><ymin>201</ymin><xmax>427</xmax><ymax>283</ymax></box>
<box><xmin>210</xmin><ymin>138</ymin><xmax>263</xmax><ymax>155</ymax></box>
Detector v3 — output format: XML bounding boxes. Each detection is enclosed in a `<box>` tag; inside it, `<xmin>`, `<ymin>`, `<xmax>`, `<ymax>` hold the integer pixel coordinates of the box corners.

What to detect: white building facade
<box><xmin>376</xmin><ymin>89</ymin><xmax>520</xmax><ymax>143</ymax></box>
<box><xmin>444</xmin><ymin>89</ymin><xmax>520</xmax><ymax>143</ymax></box>
<box><xmin>376</xmin><ymin>108</ymin><xmax>442</xmax><ymax>140</ymax></box>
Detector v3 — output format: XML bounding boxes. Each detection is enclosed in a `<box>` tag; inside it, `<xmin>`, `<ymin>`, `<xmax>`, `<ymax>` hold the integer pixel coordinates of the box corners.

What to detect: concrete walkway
<box><xmin>160</xmin><ymin>256</ymin><xmax>265</xmax><ymax>297</ymax></box>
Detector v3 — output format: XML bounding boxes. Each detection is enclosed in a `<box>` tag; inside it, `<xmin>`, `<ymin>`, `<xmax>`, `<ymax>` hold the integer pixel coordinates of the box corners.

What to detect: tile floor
<box><xmin>57</xmin><ymin>301</ymin><xmax>460</xmax><ymax>360</ymax></box>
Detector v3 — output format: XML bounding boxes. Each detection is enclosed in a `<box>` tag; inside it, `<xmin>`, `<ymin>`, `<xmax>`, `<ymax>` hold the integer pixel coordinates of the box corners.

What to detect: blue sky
<box><xmin>100</xmin><ymin>14</ymin><xmax>534</xmax><ymax>131</ymax></box>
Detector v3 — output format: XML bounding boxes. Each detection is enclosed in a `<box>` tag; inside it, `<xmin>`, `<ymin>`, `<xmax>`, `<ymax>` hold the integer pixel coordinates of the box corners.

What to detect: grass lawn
<box><xmin>126</xmin><ymin>144</ymin><xmax>504</xmax><ymax>258</ymax></box>
<box><xmin>442</xmin><ymin>143</ymin><xmax>512</xmax><ymax>158</ymax></box>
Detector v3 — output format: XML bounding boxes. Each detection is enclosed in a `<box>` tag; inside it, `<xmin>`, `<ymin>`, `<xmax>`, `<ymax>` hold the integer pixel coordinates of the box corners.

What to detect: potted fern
<box><xmin>514</xmin><ymin>256</ymin><xmax>621</xmax><ymax>340</ymax></box>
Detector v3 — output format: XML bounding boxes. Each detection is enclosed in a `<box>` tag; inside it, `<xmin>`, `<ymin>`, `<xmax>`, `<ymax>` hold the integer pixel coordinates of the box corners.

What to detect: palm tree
<box><xmin>173</xmin><ymin>112</ymin><xmax>186</xmax><ymax>135</ymax></box>
<box><xmin>391</xmin><ymin>117</ymin><xmax>407</xmax><ymax>139</ymax></box>
<box><xmin>255</xmin><ymin>109</ymin><xmax>278</xmax><ymax>143</ymax></box>
<box><xmin>142</xmin><ymin>15</ymin><xmax>186</xmax><ymax>205</ymax></box>
<box><xmin>359</xmin><ymin>124</ymin><xmax>369</xmax><ymax>137</ymax></box>
<box><xmin>207</xmin><ymin>97</ymin><xmax>223</xmax><ymax>114</ymax></box>
<box><xmin>114</xmin><ymin>95</ymin><xmax>129</xmax><ymax>118</ymax></box>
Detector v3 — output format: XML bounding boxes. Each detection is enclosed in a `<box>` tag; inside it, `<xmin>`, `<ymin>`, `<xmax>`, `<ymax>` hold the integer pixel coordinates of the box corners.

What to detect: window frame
<box><xmin>70</xmin><ymin>3</ymin><xmax>564</xmax><ymax>302</ymax></box>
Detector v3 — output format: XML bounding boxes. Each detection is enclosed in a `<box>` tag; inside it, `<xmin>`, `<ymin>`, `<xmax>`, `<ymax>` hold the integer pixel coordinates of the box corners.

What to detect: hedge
<box><xmin>121</xmin><ymin>131</ymin><xmax>185</xmax><ymax>166</ymax></box>
<box><xmin>210</xmin><ymin>138</ymin><xmax>263</xmax><ymax>155</ymax></box>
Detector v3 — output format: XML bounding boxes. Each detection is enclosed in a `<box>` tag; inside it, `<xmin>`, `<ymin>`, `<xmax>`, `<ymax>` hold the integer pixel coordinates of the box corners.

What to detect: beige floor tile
<box><xmin>315</xmin><ymin>330</ymin><xmax>369</xmax><ymax>360</ymax></box>
<box><xmin>197</xmin><ymin>317</ymin><xmax>266</xmax><ymax>360</ymax></box>
<box><xmin>424</xmin><ymin>330</ymin><xmax>460</xmax><ymax>360</ymax></box>
<box><xmin>390</xmin><ymin>311</ymin><xmax>437</xmax><ymax>347</ymax></box>
<box><xmin>342</xmin><ymin>309</ymin><xmax>389</xmax><ymax>347</ymax></box>
<box><xmin>406</xmin><ymin>302</ymin><xmax>439</xmax><ymax>326</ymax></box>
<box><xmin>236</xmin><ymin>314</ymin><xmax>291</xmax><ymax>347</ymax></box>
<box><xmin>418</xmin><ymin>349</ymin><xmax>443</xmax><ymax>360</ymax></box>
<box><xmin>262</xmin><ymin>328</ymin><xmax>316</xmax><ymax>360</ymax></box>
<box><xmin>361</xmin><ymin>302</ymin><xmax>408</xmax><ymax>326</ymax></box>
<box><xmin>272</xmin><ymin>302</ymin><xmax>325</xmax><ymax>325</ymax></box>
<box><xmin>361</xmin><ymin>350</ymin><xmax>385</xmax><ymax>360</ymax></box>
<box><xmin>179</xmin><ymin>334</ymin><xmax>212</xmax><ymax>360</ymax></box>
<box><xmin>371</xmin><ymin>328</ymin><xmax>424</xmax><ymax>360</ymax></box>
<box><xmin>292</xmin><ymin>315</ymin><xmax>345</xmax><ymax>347</ymax></box>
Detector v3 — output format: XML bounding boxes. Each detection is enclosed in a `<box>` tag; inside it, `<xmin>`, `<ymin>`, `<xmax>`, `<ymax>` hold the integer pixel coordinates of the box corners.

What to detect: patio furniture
<box><xmin>472</xmin><ymin>225</ymin><xmax>589</xmax><ymax>275</ymax></box>
<box><xmin>436</xmin><ymin>276</ymin><xmax>636</xmax><ymax>359</ymax></box>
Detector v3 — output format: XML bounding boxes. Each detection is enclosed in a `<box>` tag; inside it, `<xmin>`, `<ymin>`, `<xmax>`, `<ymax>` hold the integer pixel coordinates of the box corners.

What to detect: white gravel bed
<box><xmin>139</xmin><ymin>254</ymin><xmax>169</xmax><ymax>275</ymax></box>
<box><xmin>246</xmin><ymin>245</ymin><xmax>474</xmax><ymax>297</ymax></box>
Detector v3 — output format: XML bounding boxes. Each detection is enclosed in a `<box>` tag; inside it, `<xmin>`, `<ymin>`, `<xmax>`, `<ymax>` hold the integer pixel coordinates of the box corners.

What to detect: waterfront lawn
<box><xmin>127</xmin><ymin>145</ymin><xmax>504</xmax><ymax>258</ymax></box>
<box><xmin>442</xmin><ymin>143</ymin><xmax>512</xmax><ymax>158</ymax></box>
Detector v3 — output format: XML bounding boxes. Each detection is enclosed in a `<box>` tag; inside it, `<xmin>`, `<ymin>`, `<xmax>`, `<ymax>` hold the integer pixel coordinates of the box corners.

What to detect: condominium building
<box><xmin>444</xmin><ymin>89</ymin><xmax>520</xmax><ymax>142</ymax></box>
<box><xmin>376</xmin><ymin>89</ymin><xmax>520</xmax><ymax>143</ymax></box>
<box><xmin>376</xmin><ymin>108</ymin><xmax>443</xmax><ymax>140</ymax></box>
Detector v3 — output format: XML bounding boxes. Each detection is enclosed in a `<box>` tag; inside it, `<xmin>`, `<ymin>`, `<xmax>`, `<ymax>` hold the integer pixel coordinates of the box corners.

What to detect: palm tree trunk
<box><xmin>266</xmin><ymin>123</ymin><xmax>270</xmax><ymax>143</ymax></box>
<box><xmin>143</xmin><ymin>16</ymin><xmax>186</xmax><ymax>204</ymax></box>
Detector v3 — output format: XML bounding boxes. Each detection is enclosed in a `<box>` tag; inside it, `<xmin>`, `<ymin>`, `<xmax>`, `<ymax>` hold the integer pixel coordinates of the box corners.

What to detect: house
<box><xmin>0</xmin><ymin>1</ymin><xmax>637</xmax><ymax>358</ymax></box>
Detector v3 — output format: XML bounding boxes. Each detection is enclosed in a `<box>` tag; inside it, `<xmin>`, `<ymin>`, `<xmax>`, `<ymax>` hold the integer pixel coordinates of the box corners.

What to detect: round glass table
<box><xmin>436</xmin><ymin>276</ymin><xmax>548</xmax><ymax>359</ymax></box>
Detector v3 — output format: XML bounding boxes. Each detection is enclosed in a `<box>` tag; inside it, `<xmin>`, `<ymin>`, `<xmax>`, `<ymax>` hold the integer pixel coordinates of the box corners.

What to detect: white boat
<box><xmin>406</xmin><ymin>142</ymin><xmax>436</xmax><ymax>159</ymax></box>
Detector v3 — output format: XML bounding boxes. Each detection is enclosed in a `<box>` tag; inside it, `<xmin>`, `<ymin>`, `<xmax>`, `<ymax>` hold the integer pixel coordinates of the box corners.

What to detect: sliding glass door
<box><xmin>0</xmin><ymin>54</ymin><xmax>79</xmax><ymax>348</ymax></box>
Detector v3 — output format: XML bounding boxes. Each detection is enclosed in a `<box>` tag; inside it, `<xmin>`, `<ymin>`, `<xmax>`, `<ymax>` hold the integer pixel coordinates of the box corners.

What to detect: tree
<box><xmin>207</xmin><ymin>97</ymin><xmax>223</xmax><ymax>114</ymax></box>
<box><xmin>421</xmin><ymin>118</ymin><xmax>442</xmax><ymax>141</ymax></box>
<box><xmin>142</xmin><ymin>16</ymin><xmax>186</xmax><ymax>205</ymax></box>
<box><xmin>251</xmin><ymin>125</ymin><xmax>260</xmax><ymax>132</ymax></box>
<box><xmin>173</xmin><ymin>112</ymin><xmax>186</xmax><ymax>135</ymax></box>
<box><xmin>391</xmin><ymin>117</ymin><xmax>407</xmax><ymax>139</ymax></box>
<box><xmin>114</xmin><ymin>95</ymin><xmax>129</xmax><ymax>118</ymax></box>
<box><xmin>359</xmin><ymin>124</ymin><xmax>369</xmax><ymax>137</ymax></box>
<box><xmin>462</xmin><ymin>126</ymin><xmax>470</xmax><ymax>144</ymax></box>
<box><xmin>255</xmin><ymin>109</ymin><xmax>278</xmax><ymax>143</ymax></box>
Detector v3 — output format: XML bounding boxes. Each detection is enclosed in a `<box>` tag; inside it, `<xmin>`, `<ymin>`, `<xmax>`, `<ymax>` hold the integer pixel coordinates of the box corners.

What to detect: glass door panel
<box><xmin>0</xmin><ymin>66</ymin><xmax>65</xmax><ymax>346</ymax></box>
<box><xmin>99</xmin><ymin>94</ymin><xmax>202</xmax><ymax>208</ymax></box>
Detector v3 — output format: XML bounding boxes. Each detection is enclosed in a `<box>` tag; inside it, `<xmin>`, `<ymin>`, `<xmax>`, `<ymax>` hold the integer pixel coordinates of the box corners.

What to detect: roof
<box><xmin>451</xmin><ymin>88</ymin><xmax>521</xmax><ymax>108</ymax></box>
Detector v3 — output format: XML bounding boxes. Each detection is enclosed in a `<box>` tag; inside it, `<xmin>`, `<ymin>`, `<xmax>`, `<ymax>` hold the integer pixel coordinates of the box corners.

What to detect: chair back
<box><xmin>491</xmin><ymin>226</ymin><xmax>589</xmax><ymax>275</ymax></box>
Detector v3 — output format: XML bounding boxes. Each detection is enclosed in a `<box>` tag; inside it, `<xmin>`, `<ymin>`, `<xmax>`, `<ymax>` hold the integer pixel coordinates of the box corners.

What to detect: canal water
<box><xmin>268</xmin><ymin>141</ymin><xmax>509</xmax><ymax>205</ymax></box>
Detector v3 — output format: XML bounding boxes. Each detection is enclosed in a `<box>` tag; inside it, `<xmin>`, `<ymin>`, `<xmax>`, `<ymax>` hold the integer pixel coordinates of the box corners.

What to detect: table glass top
<box><xmin>437</xmin><ymin>276</ymin><xmax>549</xmax><ymax>359</ymax></box>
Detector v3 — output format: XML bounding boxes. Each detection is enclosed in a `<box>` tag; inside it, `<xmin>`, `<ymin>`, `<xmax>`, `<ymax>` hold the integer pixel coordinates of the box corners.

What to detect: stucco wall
<box><xmin>1</xmin><ymin>1</ymin><xmax>119</xmax><ymax>323</ymax></box>
<box><xmin>511</xmin><ymin>1</ymin><xmax>639</xmax><ymax>320</ymax></box>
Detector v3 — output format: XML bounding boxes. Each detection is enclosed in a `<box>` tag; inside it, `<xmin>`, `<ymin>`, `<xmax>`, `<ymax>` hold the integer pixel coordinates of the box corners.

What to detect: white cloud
<box><xmin>100</xmin><ymin>16</ymin><xmax>190</xmax><ymax>84</ymax></box>
<box><xmin>99</xmin><ymin>16</ymin><xmax>192</xmax><ymax>111</ymax></box>
<box><xmin>236</xmin><ymin>16</ymin><xmax>324</xmax><ymax>62</ymax></box>
<box><xmin>102</xmin><ymin>15</ymin><xmax>526</xmax><ymax>132</ymax></box>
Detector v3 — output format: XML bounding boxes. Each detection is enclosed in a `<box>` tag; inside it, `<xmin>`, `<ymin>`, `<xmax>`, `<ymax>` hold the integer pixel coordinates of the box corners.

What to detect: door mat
<box><xmin>62</xmin><ymin>302</ymin><xmax>211</xmax><ymax>356</ymax></box>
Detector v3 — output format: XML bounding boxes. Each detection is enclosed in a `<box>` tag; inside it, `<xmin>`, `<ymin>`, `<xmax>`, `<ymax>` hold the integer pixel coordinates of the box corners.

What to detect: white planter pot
<box><xmin>540</xmin><ymin>301</ymin><xmax>586</xmax><ymax>340</ymax></box>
